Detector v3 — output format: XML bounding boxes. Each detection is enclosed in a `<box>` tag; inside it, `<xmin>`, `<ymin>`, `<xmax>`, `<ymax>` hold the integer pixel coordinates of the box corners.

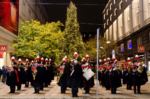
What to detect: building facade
<box><xmin>0</xmin><ymin>0</ymin><xmax>49</xmax><ymax>68</ymax></box>
<box><xmin>103</xmin><ymin>0</ymin><xmax>150</xmax><ymax>71</ymax></box>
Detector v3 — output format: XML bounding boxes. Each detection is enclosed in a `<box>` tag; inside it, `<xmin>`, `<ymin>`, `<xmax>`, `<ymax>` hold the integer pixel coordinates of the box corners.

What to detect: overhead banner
<box><xmin>0</xmin><ymin>0</ymin><xmax>19</xmax><ymax>35</ymax></box>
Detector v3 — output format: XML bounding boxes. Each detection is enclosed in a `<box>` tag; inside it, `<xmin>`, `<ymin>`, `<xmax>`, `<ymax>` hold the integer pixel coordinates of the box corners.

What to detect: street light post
<box><xmin>107</xmin><ymin>41</ymin><xmax>110</xmax><ymax>58</ymax></box>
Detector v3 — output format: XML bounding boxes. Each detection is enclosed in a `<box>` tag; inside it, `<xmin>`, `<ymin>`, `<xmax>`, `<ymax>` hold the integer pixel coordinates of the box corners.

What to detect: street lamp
<box><xmin>100</xmin><ymin>47</ymin><xmax>103</xmax><ymax>59</ymax></box>
<box><xmin>107</xmin><ymin>41</ymin><xmax>110</xmax><ymax>58</ymax></box>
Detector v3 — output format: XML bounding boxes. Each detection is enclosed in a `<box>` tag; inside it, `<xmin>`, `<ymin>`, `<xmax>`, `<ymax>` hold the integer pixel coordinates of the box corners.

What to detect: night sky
<box><xmin>46</xmin><ymin>0</ymin><xmax>109</xmax><ymax>36</ymax></box>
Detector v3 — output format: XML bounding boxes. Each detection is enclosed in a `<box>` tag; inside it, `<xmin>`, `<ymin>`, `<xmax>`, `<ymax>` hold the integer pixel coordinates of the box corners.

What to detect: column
<box><xmin>129</xmin><ymin>4</ymin><xmax>133</xmax><ymax>33</ymax></box>
<box><xmin>122</xmin><ymin>11</ymin><xmax>125</xmax><ymax>38</ymax></box>
<box><xmin>116</xmin><ymin>19</ymin><xmax>119</xmax><ymax>41</ymax></box>
<box><xmin>108</xmin><ymin>27</ymin><xmax>110</xmax><ymax>41</ymax></box>
<box><xmin>112</xmin><ymin>24</ymin><xmax>114</xmax><ymax>41</ymax></box>
<box><xmin>139</xmin><ymin>0</ymin><xmax>144</xmax><ymax>27</ymax></box>
<box><xmin>145</xmin><ymin>51</ymin><xmax>149</xmax><ymax>71</ymax></box>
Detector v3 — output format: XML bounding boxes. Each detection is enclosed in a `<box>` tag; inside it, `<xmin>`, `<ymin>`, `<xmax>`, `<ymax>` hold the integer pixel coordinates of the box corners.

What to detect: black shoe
<box><xmin>138</xmin><ymin>92</ymin><xmax>141</xmax><ymax>94</ymax></box>
<box><xmin>134</xmin><ymin>92</ymin><xmax>136</xmax><ymax>94</ymax></box>
<box><xmin>9</xmin><ymin>92</ymin><xmax>12</xmax><ymax>94</ymax></box>
<box><xmin>75</xmin><ymin>95</ymin><xmax>78</xmax><ymax>97</ymax></box>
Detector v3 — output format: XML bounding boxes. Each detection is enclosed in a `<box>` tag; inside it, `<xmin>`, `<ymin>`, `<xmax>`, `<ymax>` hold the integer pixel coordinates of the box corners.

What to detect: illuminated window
<box><xmin>107</xmin><ymin>19</ymin><xmax>109</xmax><ymax>25</ymax></box>
<box><xmin>128</xmin><ymin>40</ymin><xmax>132</xmax><ymax>49</ymax></box>
<box><xmin>107</xmin><ymin>9</ymin><xmax>109</xmax><ymax>15</ymax></box>
<box><xmin>114</xmin><ymin>8</ymin><xmax>117</xmax><ymax>16</ymax></box>
<box><xmin>119</xmin><ymin>1</ymin><xmax>123</xmax><ymax>9</ymax></box>
<box><xmin>116</xmin><ymin>49</ymin><xmax>119</xmax><ymax>54</ymax></box>
<box><xmin>110</xmin><ymin>14</ymin><xmax>113</xmax><ymax>21</ymax></box>
<box><xmin>137</xmin><ymin>37</ymin><xmax>142</xmax><ymax>46</ymax></box>
<box><xmin>104</xmin><ymin>23</ymin><xmax>106</xmax><ymax>29</ymax></box>
<box><xmin>110</xmin><ymin>3</ymin><xmax>112</xmax><ymax>10</ymax></box>
<box><xmin>114</xmin><ymin>0</ymin><xmax>116</xmax><ymax>4</ymax></box>
<box><xmin>121</xmin><ymin>44</ymin><xmax>124</xmax><ymax>52</ymax></box>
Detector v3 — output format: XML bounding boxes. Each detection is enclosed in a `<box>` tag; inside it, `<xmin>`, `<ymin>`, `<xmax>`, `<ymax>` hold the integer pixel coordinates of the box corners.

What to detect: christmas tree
<box><xmin>59</xmin><ymin>2</ymin><xmax>86</xmax><ymax>62</ymax></box>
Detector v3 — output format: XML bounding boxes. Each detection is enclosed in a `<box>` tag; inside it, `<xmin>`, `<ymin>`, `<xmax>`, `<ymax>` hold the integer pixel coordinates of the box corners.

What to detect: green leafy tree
<box><xmin>85</xmin><ymin>36</ymin><xmax>122</xmax><ymax>61</ymax></box>
<box><xmin>12</xmin><ymin>20</ymin><xmax>63</xmax><ymax>65</ymax></box>
<box><xmin>59</xmin><ymin>2</ymin><xmax>86</xmax><ymax>62</ymax></box>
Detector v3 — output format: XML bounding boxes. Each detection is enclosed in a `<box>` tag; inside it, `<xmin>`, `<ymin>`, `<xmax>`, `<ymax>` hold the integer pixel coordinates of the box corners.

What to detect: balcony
<box><xmin>144</xmin><ymin>18</ymin><xmax>150</xmax><ymax>26</ymax></box>
<box><xmin>133</xmin><ymin>24</ymin><xmax>140</xmax><ymax>32</ymax></box>
<box><xmin>125</xmin><ymin>31</ymin><xmax>130</xmax><ymax>37</ymax></box>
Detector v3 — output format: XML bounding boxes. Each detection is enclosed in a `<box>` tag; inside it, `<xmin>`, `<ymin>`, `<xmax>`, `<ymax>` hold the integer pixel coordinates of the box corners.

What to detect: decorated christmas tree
<box><xmin>59</xmin><ymin>2</ymin><xmax>86</xmax><ymax>62</ymax></box>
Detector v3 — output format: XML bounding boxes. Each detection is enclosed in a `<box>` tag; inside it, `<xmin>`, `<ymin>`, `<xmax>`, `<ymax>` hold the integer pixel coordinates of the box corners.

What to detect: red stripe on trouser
<box><xmin>83</xmin><ymin>79</ymin><xmax>86</xmax><ymax>88</ymax></box>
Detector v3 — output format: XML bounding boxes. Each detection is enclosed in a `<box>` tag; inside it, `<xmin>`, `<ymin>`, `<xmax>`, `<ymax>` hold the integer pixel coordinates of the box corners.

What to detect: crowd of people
<box><xmin>98</xmin><ymin>57</ymin><xmax>148</xmax><ymax>94</ymax></box>
<box><xmin>0</xmin><ymin>52</ymin><xmax>149</xmax><ymax>97</ymax></box>
<box><xmin>5</xmin><ymin>58</ymin><xmax>54</xmax><ymax>94</ymax></box>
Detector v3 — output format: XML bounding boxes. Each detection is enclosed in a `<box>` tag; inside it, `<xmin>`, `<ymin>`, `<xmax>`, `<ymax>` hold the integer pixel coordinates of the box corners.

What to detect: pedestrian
<box><xmin>31</xmin><ymin>67</ymin><xmax>40</xmax><ymax>94</ymax></box>
<box><xmin>131</xmin><ymin>60</ymin><xmax>148</xmax><ymax>94</ymax></box>
<box><xmin>105</xmin><ymin>62</ymin><xmax>121</xmax><ymax>94</ymax></box>
<box><xmin>17</xmin><ymin>59</ymin><xmax>25</xmax><ymax>90</ymax></box>
<box><xmin>6</xmin><ymin>66</ymin><xmax>19</xmax><ymax>93</ymax></box>
<box><xmin>0</xmin><ymin>68</ymin><xmax>2</xmax><ymax>80</ymax></box>
<box><xmin>57</xmin><ymin>60</ymin><xmax>66</xmax><ymax>94</ymax></box>
<box><xmin>2</xmin><ymin>66</ymin><xmax>7</xmax><ymax>84</ymax></box>
<box><xmin>70</xmin><ymin>59</ymin><xmax>83</xmax><ymax>97</ymax></box>
<box><xmin>82</xmin><ymin>61</ymin><xmax>94</xmax><ymax>94</ymax></box>
<box><xmin>25</xmin><ymin>63</ymin><xmax>32</xmax><ymax>87</ymax></box>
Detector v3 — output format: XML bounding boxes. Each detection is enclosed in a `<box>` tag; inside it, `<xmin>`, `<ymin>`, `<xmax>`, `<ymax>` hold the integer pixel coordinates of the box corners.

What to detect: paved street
<box><xmin>0</xmin><ymin>77</ymin><xmax>150</xmax><ymax>99</ymax></box>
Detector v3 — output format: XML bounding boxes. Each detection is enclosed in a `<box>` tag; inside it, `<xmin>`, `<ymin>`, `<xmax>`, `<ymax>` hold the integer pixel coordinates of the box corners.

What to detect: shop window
<box><xmin>121</xmin><ymin>44</ymin><xmax>124</xmax><ymax>52</ymax></box>
<box><xmin>128</xmin><ymin>40</ymin><xmax>132</xmax><ymax>49</ymax></box>
<box><xmin>116</xmin><ymin>49</ymin><xmax>119</xmax><ymax>54</ymax></box>
<box><xmin>137</xmin><ymin>37</ymin><xmax>142</xmax><ymax>46</ymax></box>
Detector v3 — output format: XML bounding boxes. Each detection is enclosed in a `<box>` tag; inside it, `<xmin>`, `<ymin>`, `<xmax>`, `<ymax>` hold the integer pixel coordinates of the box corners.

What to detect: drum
<box><xmin>83</xmin><ymin>68</ymin><xmax>95</xmax><ymax>81</ymax></box>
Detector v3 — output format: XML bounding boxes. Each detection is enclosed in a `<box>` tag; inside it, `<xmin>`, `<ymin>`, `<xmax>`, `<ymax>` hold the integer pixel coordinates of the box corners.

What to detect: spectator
<box><xmin>2</xmin><ymin>66</ymin><xmax>7</xmax><ymax>84</ymax></box>
<box><xmin>0</xmin><ymin>68</ymin><xmax>2</xmax><ymax>80</ymax></box>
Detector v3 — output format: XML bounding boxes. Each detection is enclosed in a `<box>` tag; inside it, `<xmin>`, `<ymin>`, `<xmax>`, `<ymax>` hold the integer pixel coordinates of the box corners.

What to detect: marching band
<box><xmin>4</xmin><ymin>52</ymin><xmax>148</xmax><ymax>97</ymax></box>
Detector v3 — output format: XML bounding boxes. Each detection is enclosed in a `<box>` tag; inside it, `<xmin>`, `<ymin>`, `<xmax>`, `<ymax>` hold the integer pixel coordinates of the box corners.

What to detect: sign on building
<box><xmin>138</xmin><ymin>46</ymin><xmax>145</xmax><ymax>52</ymax></box>
<box><xmin>0</xmin><ymin>45</ymin><xmax>7</xmax><ymax>52</ymax></box>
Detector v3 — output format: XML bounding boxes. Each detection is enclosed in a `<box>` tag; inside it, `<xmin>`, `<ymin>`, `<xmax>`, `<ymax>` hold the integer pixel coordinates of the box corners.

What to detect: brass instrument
<box><xmin>127</xmin><ymin>62</ymin><xmax>132</xmax><ymax>73</ymax></box>
<box><xmin>33</xmin><ymin>73</ymin><xmax>36</xmax><ymax>80</ymax></box>
<box><xmin>57</xmin><ymin>69</ymin><xmax>64</xmax><ymax>84</ymax></box>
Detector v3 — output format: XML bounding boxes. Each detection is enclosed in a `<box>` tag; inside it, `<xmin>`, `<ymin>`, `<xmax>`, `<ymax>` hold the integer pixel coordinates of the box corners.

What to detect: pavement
<box><xmin>0</xmin><ymin>77</ymin><xmax>150</xmax><ymax>99</ymax></box>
